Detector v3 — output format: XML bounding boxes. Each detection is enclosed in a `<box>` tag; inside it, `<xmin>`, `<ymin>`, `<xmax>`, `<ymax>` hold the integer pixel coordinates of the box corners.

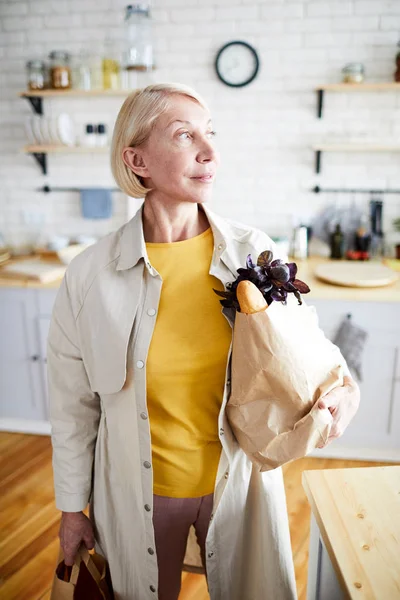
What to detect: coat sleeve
<box><xmin>47</xmin><ymin>272</ymin><xmax>101</xmax><ymax>512</ymax></box>
<box><xmin>253</xmin><ymin>229</ymin><xmax>352</xmax><ymax>379</ymax></box>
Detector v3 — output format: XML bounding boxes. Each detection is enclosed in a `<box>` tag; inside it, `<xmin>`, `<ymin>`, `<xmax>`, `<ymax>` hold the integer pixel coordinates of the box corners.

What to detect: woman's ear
<box><xmin>122</xmin><ymin>147</ymin><xmax>150</xmax><ymax>178</ymax></box>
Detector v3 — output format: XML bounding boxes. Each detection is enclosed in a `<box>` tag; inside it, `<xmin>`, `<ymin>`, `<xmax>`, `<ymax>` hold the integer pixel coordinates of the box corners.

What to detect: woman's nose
<box><xmin>197</xmin><ymin>138</ymin><xmax>218</xmax><ymax>163</ymax></box>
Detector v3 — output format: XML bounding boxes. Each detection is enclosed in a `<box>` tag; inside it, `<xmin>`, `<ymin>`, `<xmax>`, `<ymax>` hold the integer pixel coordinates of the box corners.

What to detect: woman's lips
<box><xmin>191</xmin><ymin>174</ymin><xmax>214</xmax><ymax>183</ymax></box>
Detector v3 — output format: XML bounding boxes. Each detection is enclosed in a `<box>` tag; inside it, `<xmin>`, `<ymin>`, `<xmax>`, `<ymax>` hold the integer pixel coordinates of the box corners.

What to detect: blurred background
<box><xmin>0</xmin><ymin>1</ymin><xmax>399</xmax><ymax>599</ymax></box>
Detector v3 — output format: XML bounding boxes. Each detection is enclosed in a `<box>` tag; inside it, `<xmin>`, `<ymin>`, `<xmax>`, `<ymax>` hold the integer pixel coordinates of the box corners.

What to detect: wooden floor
<box><xmin>0</xmin><ymin>432</ymin><xmax>392</xmax><ymax>600</ymax></box>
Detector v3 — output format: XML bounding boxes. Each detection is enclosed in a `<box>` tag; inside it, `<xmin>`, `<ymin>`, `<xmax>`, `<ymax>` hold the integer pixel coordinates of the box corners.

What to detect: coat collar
<box><xmin>116</xmin><ymin>202</ymin><xmax>235</xmax><ymax>275</ymax></box>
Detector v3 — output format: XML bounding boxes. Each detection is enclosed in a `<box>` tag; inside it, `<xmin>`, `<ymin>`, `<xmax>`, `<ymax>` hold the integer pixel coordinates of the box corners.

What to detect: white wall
<box><xmin>0</xmin><ymin>0</ymin><xmax>399</xmax><ymax>249</ymax></box>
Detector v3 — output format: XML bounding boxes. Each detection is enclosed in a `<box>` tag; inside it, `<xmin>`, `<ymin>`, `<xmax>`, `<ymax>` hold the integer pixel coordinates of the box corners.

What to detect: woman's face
<box><xmin>123</xmin><ymin>94</ymin><xmax>219</xmax><ymax>204</ymax></box>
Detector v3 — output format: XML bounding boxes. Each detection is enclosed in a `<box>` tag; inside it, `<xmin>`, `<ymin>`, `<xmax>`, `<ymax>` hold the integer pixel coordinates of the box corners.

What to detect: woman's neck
<box><xmin>142</xmin><ymin>197</ymin><xmax>210</xmax><ymax>243</ymax></box>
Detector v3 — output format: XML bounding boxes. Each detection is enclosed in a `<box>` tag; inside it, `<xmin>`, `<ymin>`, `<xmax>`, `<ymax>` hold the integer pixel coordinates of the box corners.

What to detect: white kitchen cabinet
<box><xmin>309</xmin><ymin>299</ymin><xmax>400</xmax><ymax>461</ymax></box>
<box><xmin>0</xmin><ymin>288</ymin><xmax>44</xmax><ymax>421</ymax></box>
<box><xmin>0</xmin><ymin>287</ymin><xmax>57</xmax><ymax>433</ymax></box>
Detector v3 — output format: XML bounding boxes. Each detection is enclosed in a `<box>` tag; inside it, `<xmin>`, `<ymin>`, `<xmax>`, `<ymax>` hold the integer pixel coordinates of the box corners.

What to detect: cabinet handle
<box><xmin>31</xmin><ymin>355</ymin><xmax>40</xmax><ymax>362</ymax></box>
<box><xmin>387</xmin><ymin>347</ymin><xmax>398</xmax><ymax>435</ymax></box>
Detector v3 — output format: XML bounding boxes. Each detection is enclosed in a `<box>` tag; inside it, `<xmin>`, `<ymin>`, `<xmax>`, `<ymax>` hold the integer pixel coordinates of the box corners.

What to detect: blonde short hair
<box><xmin>110</xmin><ymin>82</ymin><xmax>209</xmax><ymax>199</ymax></box>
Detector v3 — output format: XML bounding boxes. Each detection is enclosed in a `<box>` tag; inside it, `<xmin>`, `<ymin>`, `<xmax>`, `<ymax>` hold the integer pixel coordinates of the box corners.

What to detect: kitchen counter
<box><xmin>0</xmin><ymin>256</ymin><xmax>399</xmax><ymax>300</ymax></box>
<box><xmin>297</xmin><ymin>257</ymin><xmax>400</xmax><ymax>302</ymax></box>
<box><xmin>303</xmin><ymin>466</ymin><xmax>400</xmax><ymax>600</ymax></box>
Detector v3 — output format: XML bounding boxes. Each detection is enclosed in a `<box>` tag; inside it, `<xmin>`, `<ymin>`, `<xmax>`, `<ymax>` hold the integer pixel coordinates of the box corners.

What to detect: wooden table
<box><xmin>302</xmin><ymin>466</ymin><xmax>400</xmax><ymax>600</ymax></box>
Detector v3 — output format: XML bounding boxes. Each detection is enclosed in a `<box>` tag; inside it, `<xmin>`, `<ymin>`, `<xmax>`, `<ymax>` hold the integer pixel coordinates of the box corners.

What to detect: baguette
<box><xmin>237</xmin><ymin>280</ymin><xmax>268</xmax><ymax>314</ymax></box>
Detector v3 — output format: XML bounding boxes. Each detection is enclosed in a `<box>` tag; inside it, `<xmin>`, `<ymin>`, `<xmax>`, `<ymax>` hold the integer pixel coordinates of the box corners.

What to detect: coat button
<box><xmin>148</xmin><ymin>547</ymin><xmax>155</xmax><ymax>555</ymax></box>
<box><xmin>208</xmin><ymin>551</ymin><xmax>214</xmax><ymax>558</ymax></box>
<box><xmin>224</xmin><ymin>471</ymin><xmax>229</xmax><ymax>479</ymax></box>
<box><xmin>144</xmin><ymin>504</ymin><xmax>151</xmax><ymax>512</ymax></box>
<box><xmin>217</xmin><ymin>243</ymin><xmax>224</xmax><ymax>250</ymax></box>
<box><xmin>226</xmin><ymin>379</ymin><xmax>231</xmax><ymax>386</ymax></box>
<box><xmin>219</xmin><ymin>428</ymin><xmax>224</xmax><ymax>435</ymax></box>
<box><xmin>136</xmin><ymin>360</ymin><xmax>144</xmax><ymax>369</ymax></box>
<box><xmin>147</xmin><ymin>308</ymin><xmax>156</xmax><ymax>316</ymax></box>
<box><xmin>143</xmin><ymin>461</ymin><xmax>151</xmax><ymax>469</ymax></box>
<box><xmin>150</xmin><ymin>585</ymin><xmax>156</xmax><ymax>592</ymax></box>
<box><xmin>140</xmin><ymin>412</ymin><xmax>148</xmax><ymax>420</ymax></box>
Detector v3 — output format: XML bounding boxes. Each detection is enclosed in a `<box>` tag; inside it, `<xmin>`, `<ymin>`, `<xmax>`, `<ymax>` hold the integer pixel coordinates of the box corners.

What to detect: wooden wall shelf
<box><xmin>312</xmin><ymin>143</ymin><xmax>400</xmax><ymax>174</ymax></box>
<box><xmin>20</xmin><ymin>145</ymin><xmax>110</xmax><ymax>174</ymax></box>
<box><xmin>19</xmin><ymin>88</ymin><xmax>134</xmax><ymax>115</ymax></box>
<box><xmin>315</xmin><ymin>82</ymin><xmax>400</xmax><ymax>118</ymax></box>
<box><xmin>19</xmin><ymin>89</ymin><xmax>134</xmax><ymax>97</ymax></box>
<box><xmin>22</xmin><ymin>145</ymin><xmax>110</xmax><ymax>153</ymax></box>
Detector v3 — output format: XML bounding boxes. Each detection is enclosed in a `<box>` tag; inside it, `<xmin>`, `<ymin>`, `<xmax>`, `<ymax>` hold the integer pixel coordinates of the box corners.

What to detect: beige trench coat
<box><xmin>48</xmin><ymin>202</ymin><xmax>306</xmax><ymax>600</ymax></box>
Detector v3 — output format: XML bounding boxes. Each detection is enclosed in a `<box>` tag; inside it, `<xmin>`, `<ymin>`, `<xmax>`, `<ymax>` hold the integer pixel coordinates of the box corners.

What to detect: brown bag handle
<box><xmin>76</xmin><ymin>544</ymin><xmax>107</xmax><ymax>583</ymax></box>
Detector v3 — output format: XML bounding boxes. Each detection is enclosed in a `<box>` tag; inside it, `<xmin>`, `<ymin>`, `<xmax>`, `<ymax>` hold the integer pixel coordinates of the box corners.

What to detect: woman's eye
<box><xmin>179</xmin><ymin>131</ymin><xmax>191</xmax><ymax>139</ymax></box>
<box><xmin>208</xmin><ymin>130</ymin><xmax>217</xmax><ymax>137</ymax></box>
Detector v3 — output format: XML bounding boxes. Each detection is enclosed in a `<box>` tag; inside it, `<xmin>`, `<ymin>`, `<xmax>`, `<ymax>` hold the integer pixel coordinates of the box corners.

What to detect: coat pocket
<box><xmin>76</xmin><ymin>268</ymin><xmax>143</xmax><ymax>394</ymax></box>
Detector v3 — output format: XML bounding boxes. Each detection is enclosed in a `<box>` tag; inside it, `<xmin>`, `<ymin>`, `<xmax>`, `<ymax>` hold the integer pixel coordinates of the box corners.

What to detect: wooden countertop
<box><xmin>0</xmin><ymin>255</ymin><xmax>399</xmax><ymax>300</ymax></box>
<box><xmin>296</xmin><ymin>257</ymin><xmax>400</xmax><ymax>303</ymax></box>
<box><xmin>302</xmin><ymin>466</ymin><xmax>400</xmax><ymax>599</ymax></box>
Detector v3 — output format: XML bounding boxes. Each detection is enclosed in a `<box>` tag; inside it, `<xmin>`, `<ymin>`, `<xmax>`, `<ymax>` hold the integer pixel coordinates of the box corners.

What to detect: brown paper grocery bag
<box><xmin>226</xmin><ymin>295</ymin><xmax>344</xmax><ymax>471</ymax></box>
<box><xmin>50</xmin><ymin>543</ymin><xmax>114</xmax><ymax>600</ymax></box>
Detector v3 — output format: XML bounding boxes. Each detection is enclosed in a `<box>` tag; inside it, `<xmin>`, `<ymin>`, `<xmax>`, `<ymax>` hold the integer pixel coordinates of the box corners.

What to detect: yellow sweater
<box><xmin>145</xmin><ymin>227</ymin><xmax>232</xmax><ymax>497</ymax></box>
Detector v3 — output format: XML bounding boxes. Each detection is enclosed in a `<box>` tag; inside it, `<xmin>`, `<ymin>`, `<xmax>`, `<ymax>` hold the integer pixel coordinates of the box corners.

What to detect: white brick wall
<box><xmin>0</xmin><ymin>0</ymin><xmax>399</xmax><ymax>251</ymax></box>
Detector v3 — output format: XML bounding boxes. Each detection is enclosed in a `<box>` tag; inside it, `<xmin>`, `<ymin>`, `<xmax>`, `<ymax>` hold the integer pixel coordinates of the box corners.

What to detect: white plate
<box><xmin>31</xmin><ymin>115</ymin><xmax>45</xmax><ymax>144</ymax></box>
<box><xmin>39</xmin><ymin>116</ymin><xmax>52</xmax><ymax>144</ymax></box>
<box><xmin>48</xmin><ymin>116</ymin><xmax>63</xmax><ymax>144</ymax></box>
<box><xmin>25</xmin><ymin>117</ymin><xmax>37</xmax><ymax>145</ymax></box>
<box><xmin>57</xmin><ymin>113</ymin><xmax>76</xmax><ymax>146</ymax></box>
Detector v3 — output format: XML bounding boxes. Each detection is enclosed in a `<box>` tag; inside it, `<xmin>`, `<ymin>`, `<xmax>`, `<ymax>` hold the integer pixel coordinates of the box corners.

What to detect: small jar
<box><xmin>26</xmin><ymin>60</ymin><xmax>46</xmax><ymax>90</ymax></box>
<box><xmin>71</xmin><ymin>49</ymin><xmax>92</xmax><ymax>90</ymax></box>
<box><xmin>96</xmin><ymin>123</ymin><xmax>108</xmax><ymax>147</ymax></box>
<box><xmin>342</xmin><ymin>63</ymin><xmax>365</xmax><ymax>83</ymax></box>
<box><xmin>83</xmin><ymin>124</ymin><xmax>96</xmax><ymax>147</ymax></box>
<box><xmin>49</xmin><ymin>50</ymin><xmax>72</xmax><ymax>89</ymax></box>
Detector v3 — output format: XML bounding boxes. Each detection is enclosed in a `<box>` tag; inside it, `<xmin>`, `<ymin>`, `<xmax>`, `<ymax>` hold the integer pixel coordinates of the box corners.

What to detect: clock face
<box><xmin>215</xmin><ymin>41</ymin><xmax>260</xmax><ymax>87</ymax></box>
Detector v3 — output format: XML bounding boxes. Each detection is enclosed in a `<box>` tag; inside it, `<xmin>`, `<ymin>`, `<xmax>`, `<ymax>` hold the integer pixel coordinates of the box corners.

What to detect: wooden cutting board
<box><xmin>314</xmin><ymin>261</ymin><xmax>399</xmax><ymax>288</ymax></box>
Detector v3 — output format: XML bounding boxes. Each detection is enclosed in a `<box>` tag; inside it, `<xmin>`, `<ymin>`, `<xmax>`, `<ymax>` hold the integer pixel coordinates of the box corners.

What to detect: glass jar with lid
<box><xmin>123</xmin><ymin>4</ymin><xmax>153</xmax><ymax>72</ymax></box>
<box><xmin>71</xmin><ymin>49</ymin><xmax>92</xmax><ymax>90</ymax></box>
<box><xmin>26</xmin><ymin>60</ymin><xmax>47</xmax><ymax>90</ymax></box>
<box><xmin>49</xmin><ymin>50</ymin><xmax>72</xmax><ymax>89</ymax></box>
<box><xmin>342</xmin><ymin>62</ymin><xmax>365</xmax><ymax>83</ymax></box>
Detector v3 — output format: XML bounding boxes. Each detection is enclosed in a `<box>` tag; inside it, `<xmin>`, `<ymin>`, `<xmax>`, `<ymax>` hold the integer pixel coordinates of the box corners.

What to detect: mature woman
<box><xmin>48</xmin><ymin>82</ymin><xmax>360</xmax><ymax>600</ymax></box>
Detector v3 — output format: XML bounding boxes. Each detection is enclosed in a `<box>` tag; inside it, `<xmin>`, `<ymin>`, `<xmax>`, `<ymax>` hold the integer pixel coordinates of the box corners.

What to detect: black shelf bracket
<box><xmin>315</xmin><ymin>150</ymin><xmax>322</xmax><ymax>174</ymax></box>
<box><xmin>317</xmin><ymin>89</ymin><xmax>324</xmax><ymax>118</ymax></box>
<box><xmin>31</xmin><ymin>152</ymin><xmax>47</xmax><ymax>174</ymax></box>
<box><xmin>25</xmin><ymin>95</ymin><xmax>43</xmax><ymax>115</ymax></box>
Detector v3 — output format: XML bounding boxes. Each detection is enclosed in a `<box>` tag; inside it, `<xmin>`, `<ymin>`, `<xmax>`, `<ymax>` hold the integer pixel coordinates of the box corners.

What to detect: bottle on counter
<box><xmin>291</xmin><ymin>225</ymin><xmax>309</xmax><ymax>260</ymax></box>
<box><xmin>330</xmin><ymin>223</ymin><xmax>344</xmax><ymax>259</ymax></box>
<box><xmin>369</xmin><ymin>198</ymin><xmax>385</xmax><ymax>257</ymax></box>
<box><xmin>351</xmin><ymin>212</ymin><xmax>371</xmax><ymax>260</ymax></box>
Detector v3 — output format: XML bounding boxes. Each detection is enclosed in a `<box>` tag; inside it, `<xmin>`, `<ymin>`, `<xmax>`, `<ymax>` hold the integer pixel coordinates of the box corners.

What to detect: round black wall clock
<box><xmin>215</xmin><ymin>41</ymin><xmax>260</xmax><ymax>87</ymax></box>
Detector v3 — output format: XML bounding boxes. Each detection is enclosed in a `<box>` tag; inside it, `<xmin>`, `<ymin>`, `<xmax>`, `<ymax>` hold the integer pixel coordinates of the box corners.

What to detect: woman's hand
<box><xmin>316</xmin><ymin>375</ymin><xmax>360</xmax><ymax>449</ymax></box>
<box><xmin>59</xmin><ymin>511</ymin><xmax>95</xmax><ymax>566</ymax></box>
